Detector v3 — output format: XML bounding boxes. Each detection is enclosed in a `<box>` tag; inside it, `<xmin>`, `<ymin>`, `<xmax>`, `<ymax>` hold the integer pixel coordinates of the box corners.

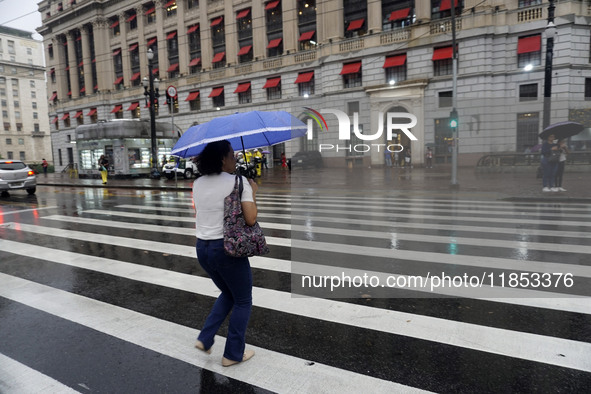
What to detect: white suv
<box><xmin>0</xmin><ymin>160</ymin><xmax>37</xmax><ymax>196</ymax></box>
<box><xmin>162</xmin><ymin>158</ymin><xmax>200</xmax><ymax>179</ymax></box>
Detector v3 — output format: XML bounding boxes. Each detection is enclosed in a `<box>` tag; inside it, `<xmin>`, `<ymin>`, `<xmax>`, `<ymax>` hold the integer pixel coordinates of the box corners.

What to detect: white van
<box><xmin>162</xmin><ymin>157</ymin><xmax>200</xmax><ymax>179</ymax></box>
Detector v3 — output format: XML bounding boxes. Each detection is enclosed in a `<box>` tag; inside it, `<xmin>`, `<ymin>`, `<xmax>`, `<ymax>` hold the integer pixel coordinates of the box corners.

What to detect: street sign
<box><xmin>167</xmin><ymin>85</ymin><xmax>177</xmax><ymax>98</ymax></box>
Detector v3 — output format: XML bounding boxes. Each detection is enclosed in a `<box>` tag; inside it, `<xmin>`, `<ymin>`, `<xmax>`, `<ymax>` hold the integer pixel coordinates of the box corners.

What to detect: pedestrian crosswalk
<box><xmin>1</xmin><ymin>190</ymin><xmax>590</xmax><ymax>392</ymax></box>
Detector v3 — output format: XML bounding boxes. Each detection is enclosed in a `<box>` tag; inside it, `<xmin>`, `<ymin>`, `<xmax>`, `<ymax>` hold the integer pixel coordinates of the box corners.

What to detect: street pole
<box><xmin>542</xmin><ymin>0</ymin><xmax>556</xmax><ymax>130</ymax></box>
<box><xmin>145</xmin><ymin>49</ymin><xmax>160</xmax><ymax>179</ymax></box>
<box><xmin>450</xmin><ymin>1</ymin><xmax>459</xmax><ymax>188</ymax></box>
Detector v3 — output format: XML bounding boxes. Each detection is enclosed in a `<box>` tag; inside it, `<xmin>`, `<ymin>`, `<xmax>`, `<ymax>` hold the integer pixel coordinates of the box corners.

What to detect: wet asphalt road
<box><xmin>0</xmin><ymin>181</ymin><xmax>590</xmax><ymax>393</ymax></box>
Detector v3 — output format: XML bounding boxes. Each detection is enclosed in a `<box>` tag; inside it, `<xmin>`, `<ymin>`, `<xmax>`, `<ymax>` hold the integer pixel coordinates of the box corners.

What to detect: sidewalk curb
<box><xmin>37</xmin><ymin>182</ymin><xmax>192</xmax><ymax>191</ymax></box>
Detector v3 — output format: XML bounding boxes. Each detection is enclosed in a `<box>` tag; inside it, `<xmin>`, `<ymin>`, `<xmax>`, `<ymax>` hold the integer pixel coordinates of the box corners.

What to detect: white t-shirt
<box><xmin>193</xmin><ymin>172</ymin><xmax>254</xmax><ymax>240</ymax></box>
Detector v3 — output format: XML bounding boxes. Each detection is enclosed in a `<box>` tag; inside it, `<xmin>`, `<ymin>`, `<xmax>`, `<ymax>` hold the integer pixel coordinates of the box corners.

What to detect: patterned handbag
<box><xmin>223</xmin><ymin>174</ymin><xmax>270</xmax><ymax>257</ymax></box>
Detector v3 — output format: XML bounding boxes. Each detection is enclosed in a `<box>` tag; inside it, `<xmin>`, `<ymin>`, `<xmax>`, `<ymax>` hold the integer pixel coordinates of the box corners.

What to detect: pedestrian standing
<box><xmin>193</xmin><ymin>140</ymin><xmax>257</xmax><ymax>367</ymax></box>
<box><xmin>541</xmin><ymin>134</ymin><xmax>559</xmax><ymax>192</ymax></box>
<box><xmin>99</xmin><ymin>154</ymin><xmax>109</xmax><ymax>184</ymax></box>
<box><xmin>281</xmin><ymin>152</ymin><xmax>287</xmax><ymax>170</ymax></box>
<box><xmin>42</xmin><ymin>158</ymin><xmax>49</xmax><ymax>175</ymax></box>
<box><xmin>554</xmin><ymin>139</ymin><xmax>569</xmax><ymax>192</ymax></box>
<box><xmin>425</xmin><ymin>148</ymin><xmax>433</xmax><ymax>168</ymax></box>
<box><xmin>384</xmin><ymin>150</ymin><xmax>392</xmax><ymax>167</ymax></box>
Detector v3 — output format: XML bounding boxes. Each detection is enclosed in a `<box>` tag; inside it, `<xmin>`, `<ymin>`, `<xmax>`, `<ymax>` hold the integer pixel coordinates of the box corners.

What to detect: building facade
<box><xmin>0</xmin><ymin>26</ymin><xmax>52</xmax><ymax>164</ymax></box>
<box><xmin>38</xmin><ymin>0</ymin><xmax>591</xmax><ymax>171</ymax></box>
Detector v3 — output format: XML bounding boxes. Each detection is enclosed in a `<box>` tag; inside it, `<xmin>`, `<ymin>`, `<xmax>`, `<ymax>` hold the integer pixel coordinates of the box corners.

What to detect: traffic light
<box><xmin>449</xmin><ymin>109</ymin><xmax>458</xmax><ymax>129</ymax></box>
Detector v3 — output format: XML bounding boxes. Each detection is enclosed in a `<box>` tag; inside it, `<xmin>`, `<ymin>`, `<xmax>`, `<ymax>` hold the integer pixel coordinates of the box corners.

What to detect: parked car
<box><xmin>162</xmin><ymin>157</ymin><xmax>200</xmax><ymax>179</ymax></box>
<box><xmin>289</xmin><ymin>151</ymin><xmax>323</xmax><ymax>169</ymax></box>
<box><xmin>0</xmin><ymin>160</ymin><xmax>37</xmax><ymax>196</ymax></box>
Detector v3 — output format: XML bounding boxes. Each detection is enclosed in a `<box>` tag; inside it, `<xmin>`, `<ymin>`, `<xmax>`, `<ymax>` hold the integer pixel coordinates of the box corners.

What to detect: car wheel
<box><xmin>27</xmin><ymin>187</ymin><xmax>36</xmax><ymax>195</ymax></box>
<box><xmin>184</xmin><ymin>169</ymin><xmax>193</xmax><ymax>179</ymax></box>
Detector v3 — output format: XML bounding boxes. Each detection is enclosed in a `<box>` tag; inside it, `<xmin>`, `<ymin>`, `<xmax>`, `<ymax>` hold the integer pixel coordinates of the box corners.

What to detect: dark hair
<box><xmin>197</xmin><ymin>140</ymin><xmax>232</xmax><ymax>175</ymax></box>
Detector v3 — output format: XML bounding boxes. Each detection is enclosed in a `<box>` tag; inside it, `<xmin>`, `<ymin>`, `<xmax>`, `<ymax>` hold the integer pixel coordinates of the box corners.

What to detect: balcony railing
<box><xmin>380</xmin><ymin>27</ymin><xmax>410</xmax><ymax>44</ymax></box>
<box><xmin>263</xmin><ymin>58</ymin><xmax>282</xmax><ymax>69</ymax></box>
<box><xmin>517</xmin><ymin>5</ymin><xmax>544</xmax><ymax>22</ymax></box>
<box><xmin>430</xmin><ymin>18</ymin><xmax>462</xmax><ymax>35</ymax></box>
<box><xmin>339</xmin><ymin>37</ymin><xmax>364</xmax><ymax>52</ymax></box>
<box><xmin>294</xmin><ymin>50</ymin><xmax>317</xmax><ymax>63</ymax></box>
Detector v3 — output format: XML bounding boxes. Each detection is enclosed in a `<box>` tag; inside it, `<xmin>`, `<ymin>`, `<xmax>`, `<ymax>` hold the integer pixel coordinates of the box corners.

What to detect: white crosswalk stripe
<box><xmin>1</xmin><ymin>191</ymin><xmax>590</xmax><ymax>392</ymax></box>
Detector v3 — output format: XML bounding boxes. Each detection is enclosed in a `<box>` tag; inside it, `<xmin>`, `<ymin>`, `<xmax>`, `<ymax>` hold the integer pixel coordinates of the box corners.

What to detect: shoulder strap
<box><xmin>236</xmin><ymin>174</ymin><xmax>244</xmax><ymax>200</ymax></box>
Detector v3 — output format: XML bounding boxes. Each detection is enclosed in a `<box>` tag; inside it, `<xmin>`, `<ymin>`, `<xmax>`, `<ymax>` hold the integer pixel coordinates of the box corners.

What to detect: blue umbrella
<box><xmin>171</xmin><ymin>111</ymin><xmax>308</xmax><ymax>158</ymax></box>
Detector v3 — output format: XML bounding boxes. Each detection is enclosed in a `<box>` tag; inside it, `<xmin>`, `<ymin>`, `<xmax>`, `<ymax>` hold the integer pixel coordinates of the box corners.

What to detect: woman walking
<box><xmin>98</xmin><ymin>155</ymin><xmax>109</xmax><ymax>184</ymax></box>
<box><xmin>540</xmin><ymin>133</ymin><xmax>559</xmax><ymax>192</ymax></box>
<box><xmin>554</xmin><ymin>139</ymin><xmax>569</xmax><ymax>192</ymax></box>
<box><xmin>193</xmin><ymin>140</ymin><xmax>258</xmax><ymax>367</ymax></box>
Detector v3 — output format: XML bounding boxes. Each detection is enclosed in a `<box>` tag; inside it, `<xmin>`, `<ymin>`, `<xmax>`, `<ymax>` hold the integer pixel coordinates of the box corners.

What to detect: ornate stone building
<box><xmin>38</xmin><ymin>0</ymin><xmax>591</xmax><ymax>171</ymax></box>
<box><xmin>0</xmin><ymin>26</ymin><xmax>51</xmax><ymax>164</ymax></box>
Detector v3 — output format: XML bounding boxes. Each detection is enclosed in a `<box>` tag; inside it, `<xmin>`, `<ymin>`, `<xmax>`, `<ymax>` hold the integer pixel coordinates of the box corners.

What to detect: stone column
<box><xmin>154</xmin><ymin>0</ymin><xmax>166</xmax><ymax>76</ymax></box>
<box><xmin>118</xmin><ymin>13</ymin><xmax>131</xmax><ymax>86</ymax></box>
<box><xmin>175</xmin><ymin>1</ymin><xmax>188</xmax><ymax>76</ymax></box>
<box><xmin>224</xmin><ymin>4</ymin><xmax>236</xmax><ymax>67</ymax></box>
<box><xmin>251</xmin><ymin>1</ymin><xmax>265</xmax><ymax>62</ymax></box>
<box><xmin>92</xmin><ymin>18</ymin><xmax>113</xmax><ymax>92</ymax></box>
<box><xmin>320</xmin><ymin>0</ymin><xmax>343</xmax><ymax>41</ymax></box>
<box><xmin>283</xmin><ymin>0</ymin><xmax>297</xmax><ymax>54</ymax></box>
<box><xmin>415</xmin><ymin>0</ymin><xmax>431</xmax><ymax>22</ymax></box>
<box><xmin>367</xmin><ymin>0</ymin><xmax>382</xmax><ymax>34</ymax></box>
<box><xmin>135</xmin><ymin>6</ymin><xmax>148</xmax><ymax>80</ymax></box>
<box><xmin>66</xmin><ymin>31</ymin><xmax>79</xmax><ymax>99</ymax></box>
<box><xmin>80</xmin><ymin>26</ymin><xmax>92</xmax><ymax>94</ymax></box>
<box><xmin>53</xmin><ymin>36</ymin><xmax>68</xmax><ymax>102</ymax></box>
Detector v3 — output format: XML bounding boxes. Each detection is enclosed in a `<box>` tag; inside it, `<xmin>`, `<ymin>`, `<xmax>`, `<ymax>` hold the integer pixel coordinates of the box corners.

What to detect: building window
<box><xmin>1</xmin><ymin>100</ymin><xmax>5</xmax><ymax>107</ymax></box>
<box><xmin>18</xmin><ymin>138</ymin><xmax>23</xmax><ymax>145</ymax></box>
<box><xmin>48</xmin><ymin>44</ymin><xmax>54</xmax><ymax>59</ymax></box>
<box><xmin>167</xmin><ymin>31</ymin><xmax>179</xmax><ymax>78</ymax></box>
<box><xmin>267</xmin><ymin>38</ymin><xmax>283</xmax><ymax>58</ymax></box>
<box><xmin>33</xmin><ymin>112</ymin><xmax>39</xmax><ymax>119</ymax></box>
<box><xmin>585</xmin><ymin>78</ymin><xmax>591</xmax><ymax>101</ymax></box>
<box><xmin>166</xmin><ymin>1</ymin><xmax>177</xmax><ymax>17</ymax></box>
<box><xmin>17</xmin><ymin>123</ymin><xmax>22</xmax><ymax>132</ymax></box>
<box><xmin>128</xmin><ymin>102</ymin><xmax>140</xmax><ymax>119</ymax></box>
<box><xmin>298</xmin><ymin>30</ymin><xmax>316</xmax><ymax>51</ymax></box>
<box><xmin>1</xmin><ymin>110</ymin><xmax>7</xmax><ymax>118</ymax></box>
<box><xmin>384</xmin><ymin>54</ymin><xmax>407</xmax><ymax>84</ymax></box>
<box><xmin>74</xmin><ymin>110</ymin><xmax>84</xmax><ymax>125</ymax></box>
<box><xmin>235</xmin><ymin>82</ymin><xmax>252</xmax><ymax>104</ymax></box>
<box><xmin>7</xmin><ymin>40</ymin><xmax>15</xmax><ymax>54</ymax></box>
<box><xmin>14</xmin><ymin>100</ymin><xmax>19</xmax><ymax>108</ymax></box>
<box><xmin>211</xmin><ymin>17</ymin><xmax>226</xmax><ymax>68</ymax></box>
<box><xmin>517</xmin><ymin>35</ymin><xmax>541</xmax><ymax>69</ymax></box>
<box><xmin>145</xmin><ymin>3</ymin><xmax>156</xmax><ymax>24</ymax></box>
<box><xmin>433</xmin><ymin>46</ymin><xmax>454</xmax><ymax>76</ymax></box>
<box><xmin>237</xmin><ymin>8</ymin><xmax>253</xmax><ymax>63</ymax></box>
<box><xmin>341</xmin><ymin>62</ymin><xmax>362</xmax><ymax>88</ymax></box>
<box><xmin>3</xmin><ymin>122</ymin><xmax>9</xmax><ymax>131</ymax></box>
<box><xmin>187</xmin><ymin>0</ymin><xmax>199</xmax><ymax>9</ymax></box>
<box><xmin>210</xmin><ymin>86</ymin><xmax>225</xmax><ymax>108</ymax></box>
<box><xmin>519</xmin><ymin>83</ymin><xmax>538</xmax><ymax>101</ymax></box>
<box><xmin>518</xmin><ymin>0</ymin><xmax>542</xmax><ymax>8</ymax></box>
<box><xmin>431</xmin><ymin>0</ymin><xmax>464</xmax><ymax>20</ymax></box>
<box><xmin>295</xmin><ymin>71</ymin><xmax>314</xmax><ymax>96</ymax></box>
<box><xmin>63</xmin><ymin>113</ymin><xmax>70</xmax><ymax>128</ymax></box>
<box><xmin>88</xmin><ymin>108</ymin><xmax>98</xmax><ymax>123</ymax></box>
<box><xmin>11</xmin><ymin>67</ymin><xmax>16</xmax><ymax>75</ymax></box>
<box><xmin>50</xmin><ymin>68</ymin><xmax>56</xmax><ymax>83</ymax></box>
<box><xmin>15</xmin><ymin>111</ymin><xmax>20</xmax><ymax>119</ymax></box>
<box><xmin>30</xmin><ymin>80</ymin><xmax>35</xmax><ymax>88</ymax></box>
<box><xmin>264</xmin><ymin>77</ymin><xmax>281</xmax><ymax>100</ymax></box>
<box><xmin>344</xmin><ymin>0</ymin><xmax>367</xmax><ymax>38</ymax></box>
<box><xmin>6</xmin><ymin>138</ymin><xmax>12</xmax><ymax>145</ymax></box>
<box><xmin>186</xmin><ymin>91</ymin><xmax>200</xmax><ymax>111</ymax></box>
<box><xmin>439</xmin><ymin>91</ymin><xmax>453</xmax><ymax>107</ymax></box>
<box><xmin>127</xmin><ymin>11</ymin><xmax>137</xmax><ymax>30</ymax></box>
<box><xmin>20</xmin><ymin>151</ymin><xmax>25</xmax><ymax>161</ymax></box>
<box><xmin>188</xmin><ymin>25</ymin><xmax>201</xmax><ymax>73</ymax></box>
<box><xmin>32</xmin><ymin>102</ymin><xmax>37</xmax><ymax>109</ymax></box>
<box><xmin>266</xmin><ymin>0</ymin><xmax>283</xmax><ymax>56</ymax></box>
<box><xmin>110</xmin><ymin>17</ymin><xmax>120</xmax><ymax>36</ymax></box>
<box><xmin>516</xmin><ymin>112</ymin><xmax>540</xmax><ymax>153</ymax></box>
<box><xmin>383</xmin><ymin>4</ymin><xmax>413</xmax><ymax>31</ymax></box>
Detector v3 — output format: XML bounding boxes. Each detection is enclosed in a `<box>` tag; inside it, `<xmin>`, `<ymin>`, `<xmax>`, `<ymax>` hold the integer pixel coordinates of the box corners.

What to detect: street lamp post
<box><xmin>542</xmin><ymin>0</ymin><xmax>556</xmax><ymax>130</ymax></box>
<box><xmin>142</xmin><ymin>48</ymin><xmax>161</xmax><ymax>179</ymax></box>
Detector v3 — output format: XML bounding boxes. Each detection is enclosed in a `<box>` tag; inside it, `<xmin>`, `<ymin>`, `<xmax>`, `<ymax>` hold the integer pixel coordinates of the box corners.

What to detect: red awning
<box><xmin>87</xmin><ymin>108</ymin><xmax>97</xmax><ymax>116</ymax></box>
<box><xmin>49</xmin><ymin>69</ymin><xmax>55</xmax><ymax>75</ymax></box>
<box><xmin>94</xmin><ymin>84</ymin><xmax>98</xmax><ymax>90</ymax></box>
<box><xmin>238</xmin><ymin>45</ymin><xmax>252</xmax><ymax>56</ymax></box>
<box><xmin>152</xmin><ymin>68</ymin><xmax>159</xmax><ymax>75</ymax></box>
<box><xmin>92</xmin><ymin>58</ymin><xmax>96</xmax><ymax>63</ymax></box>
<box><xmin>340</xmin><ymin>61</ymin><xmax>362</xmax><ymax>75</ymax></box>
<box><xmin>129</xmin><ymin>43</ymin><xmax>138</xmax><ymax>52</ymax></box>
<box><xmin>52</xmin><ymin>116</ymin><xmax>59</xmax><ymax>124</ymax></box>
<box><xmin>187</xmin><ymin>24</ymin><xmax>199</xmax><ymax>34</ymax></box>
<box><xmin>166</xmin><ymin>31</ymin><xmax>177</xmax><ymax>40</ymax></box>
<box><xmin>185</xmin><ymin>91</ymin><xmax>200</xmax><ymax>101</ymax></box>
<box><xmin>167</xmin><ymin>63</ymin><xmax>179</xmax><ymax>72</ymax></box>
<box><xmin>110</xmin><ymin>105</ymin><xmax>122</xmax><ymax>113</ymax></box>
<box><xmin>347</xmin><ymin>18</ymin><xmax>365</xmax><ymax>31</ymax></box>
<box><xmin>212</xmin><ymin>52</ymin><xmax>225</xmax><ymax>63</ymax></box>
<box><xmin>126</xmin><ymin>14</ymin><xmax>137</xmax><ymax>22</ymax></box>
<box><xmin>131</xmin><ymin>72</ymin><xmax>141</xmax><ymax>81</ymax></box>
<box><xmin>263</xmin><ymin>77</ymin><xmax>281</xmax><ymax>89</ymax></box>
<box><xmin>210</xmin><ymin>16</ymin><xmax>223</xmax><ymax>27</ymax></box>
<box><xmin>389</xmin><ymin>8</ymin><xmax>410</xmax><ymax>21</ymax></box>
<box><xmin>188</xmin><ymin>58</ymin><xmax>201</xmax><ymax>67</ymax></box>
<box><xmin>76</xmin><ymin>36</ymin><xmax>81</xmax><ymax>41</ymax></box>
<box><xmin>383</xmin><ymin>54</ymin><xmax>407</xmax><ymax>68</ymax></box>
<box><xmin>49</xmin><ymin>92</ymin><xmax>57</xmax><ymax>101</ymax></box>
<box><xmin>145</xmin><ymin>7</ymin><xmax>155</xmax><ymax>15</ymax></box>
<box><xmin>299</xmin><ymin>30</ymin><xmax>315</xmax><ymax>41</ymax></box>
<box><xmin>267</xmin><ymin>38</ymin><xmax>282</xmax><ymax>49</ymax></box>
<box><xmin>74</xmin><ymin>110</ymin><xmax>83</xmax><ymax>118</ymax></box>
<box><xmin>234</xmin><ymin>82</ymin><xmax>251</xmax><ymax>93</ymax></box>
<box><xmin>65</xmin><ymin>66</ymin><xmax>70</xmax><ymax>71</ymax></box>
<box><xmin>147</xmin><ymin>38</ymin><xmax>157</xmax><ymax>47</ymax></box>
<box><xmin>164</xmin><ymin>0</ymin><xmax>176</xmax><ymax>8</ymax></box>
<box><xmin>80</xmin><ymin>87</ymin><xmax>86</xmax><ymax>93</ymax></box>
<box><xmin>209</xmin><ymin>87</ymin><xmax>224</xmax><ymax>98</ymax></box>
<box><xmin>236</xmin><ymin>9</ymin><xmax>250</xmax><ymax>19</ymax></box>
<box><xmin>265</xmin><ymin>0</ymin><xmax>279</xmax><ymax>10</ymax></box>
<box><xmin>112</xmin><ymin>49</ymin><xmax>121</xmax><ymax>56</ymax></box>
<box><xmin>113</xmin><ymin>76</ymin><xmax>124</xmax><ymax>85</ymax></box>
<box><xmin>432</xmin><ymin>46</ymin><xmax>453</xmax><ymax>60</ymax></box>
<box><xmin>127</xmin><ymin>102</ymin><xmax>139</xmax><ymax>111</ymax></box>
<box><xmin>68</xmin><ymin>91</ymin><xmax>72</xmax><ymax>96</ymax></box>
<box><xmin>60</xmin><ymin>113</ymin><xmax>70</xmax><ymax>120</ymax></box>
<box><xmin>294</xmin><ymin>71</ymin><xmax>314</xmax><ymax>84</ymax></box>
<box><xmin>110</xmin><ymin>20</ymin><xmax>119</xmax><ymax>29</ymax></box>
<box><xmin>78</xmin><ymin>61</ymin><xmax>84</xmax><ymax>67</ymax></box>
<box><xmin>440</xmin><ymin>0</ymin><xmax>458</xmax><ymax>11</ymax></box>
<box><xmin>517</xmin><ymin>35</ymin><xmax>541</xmax><ymax>54</ymax></box>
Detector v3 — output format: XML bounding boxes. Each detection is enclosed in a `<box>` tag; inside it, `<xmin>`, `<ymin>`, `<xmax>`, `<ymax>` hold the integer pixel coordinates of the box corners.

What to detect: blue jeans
<box><xmin>541</xmin><ymin>158</ymin><xmax>557</xmax><ymax>188</ymax></box>
<box><xmin>196</xmin><ymin>239</ymin><xmax>252</xmax><ymax>362</ymax></box>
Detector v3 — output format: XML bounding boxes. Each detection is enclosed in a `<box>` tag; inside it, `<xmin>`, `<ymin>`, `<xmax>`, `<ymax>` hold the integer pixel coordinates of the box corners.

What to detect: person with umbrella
<box><xmin>193</xmin><ymin>140</ymin><xmax>258</xmax><ymax>367</ymax></box>
<box><xmin>554</xmin><ymin>139</ymin><xmax>569</xmax><ymax>192</ymax></box>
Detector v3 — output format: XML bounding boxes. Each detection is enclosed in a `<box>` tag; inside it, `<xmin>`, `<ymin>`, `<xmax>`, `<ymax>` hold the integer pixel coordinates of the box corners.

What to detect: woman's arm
<box><xmin>241</xmin><ymin>178</ymin><xmax>258</xmax><ymax>226</ymax></box>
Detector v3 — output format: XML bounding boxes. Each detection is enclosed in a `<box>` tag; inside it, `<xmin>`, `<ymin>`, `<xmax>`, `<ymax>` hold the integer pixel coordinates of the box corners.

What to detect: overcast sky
<box><xmin>0</xmin><ymin>0</ymin><xmax>43</xmax><ymax>40</ymax></box>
